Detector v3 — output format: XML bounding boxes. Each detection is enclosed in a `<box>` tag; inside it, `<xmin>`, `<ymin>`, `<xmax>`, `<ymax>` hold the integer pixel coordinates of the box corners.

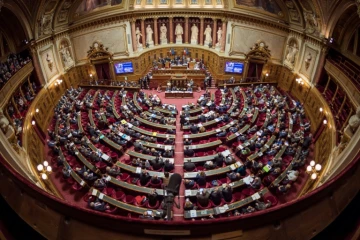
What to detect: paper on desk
<box><xmin>190</xmin><ymin>210</ymin><xmax>197</xmax><ymax>218</ymax></box>
<box><xmin>252</xmin><ymin>192</ymin><xmax>261</xmax><ymax>200</ymax></box>
<box><xmin>152</xmin><ymin>132</ymin><xmax>157</xmax><ymax>136</ymax></box>
<box><xmin>235</xmin><ymin>132</ymin><xmax>240</xmax><ymax>136</ymax></box>
<box><xmin>215</xmin><ymin>129</ymin><xmax>221</xmax><ymax>132</ymax></box>
<box><xmin>185</xmin><ymin>190</ymin><xmax>191</xmax><ymax>196</ymax></box>
<box><xmin>214</xmin><ymin>118</ymin><xmax>220</xmax><ymax>122</ymax></box>
<box><xmin>136</xmin><ymin>167</ymin><xmax>142</xmax><ymax>174</ymax></box>
<box><xmin>99</xmin><ymin>193</ymin><xmax>104</xmax><ymax>200</ymax></box>
<box><xmin>165</xmin><ymin>146</ymin><xmax>172</xmax><ymax>151</ymax></box>
<box><xmin>92</xmin><ymin>189</ymin><xmax>97</xmax><ymax>196</ymax></box>
<box><xmin>184</xmin><ymin>135</ymin><xmax>189</xmax><ymax>139</ymax></box>
<box><xmin>127</xmin><ymin>123</ymin><xmax>133</xmax><ymax>128</ymax></box>
<box><xmin>101</xmin><ymin>154</ymin><xmax>110</xmax><ymax>161</ymax></box>
<box><xmin>243</xmin><ymin>175</ymin><xmax>254</xmax><ymax>185</ymax></box>
<box><xmin>80</xmin><ymin>180</ymin><xmax>85</xmax><ymax>186</ymax></box>
<box><xmin>222</xmin><ymin>150</ymin><xmax>231</xmax><ymax>157</ymax></box>
<box><xmin>106</xmin><ymin>176</ymin><xmax>111</xmax><ymax>181</ymax></box>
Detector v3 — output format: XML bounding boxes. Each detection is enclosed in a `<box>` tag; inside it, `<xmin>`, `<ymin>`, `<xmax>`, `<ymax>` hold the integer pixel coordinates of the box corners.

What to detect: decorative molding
<box><xmin>87</xmin><ymin>41</ymin><xmax>113</xmax><ymax>60</ymax></box>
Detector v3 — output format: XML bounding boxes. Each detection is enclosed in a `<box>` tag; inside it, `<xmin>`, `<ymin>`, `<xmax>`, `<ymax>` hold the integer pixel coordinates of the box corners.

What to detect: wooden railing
<box><xmin>0</xmin><ymin>61</ymin><xmax>34</xmax><ymax>108</ymax></box>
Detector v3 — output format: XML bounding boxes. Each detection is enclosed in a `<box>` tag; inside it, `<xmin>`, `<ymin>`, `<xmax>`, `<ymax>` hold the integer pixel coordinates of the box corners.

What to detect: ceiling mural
<box><xmin>234</xmin><ymin>0</ymin><xmax>283</xmax><ymax>17</ymax></box>
<box><xmin>75</xmin><ymin>0</ymin><xmax>122</xmax><ymax>14</ymax></box>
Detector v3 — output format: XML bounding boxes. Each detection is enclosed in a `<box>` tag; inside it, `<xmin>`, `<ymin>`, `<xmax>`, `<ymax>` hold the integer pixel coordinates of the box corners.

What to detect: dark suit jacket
<box><xmin>210</xmin><ymin>191</ymin><xmax>223</xmax><ymax>205</ymax></box>
<box><xmin>184</xmin><ymin>162</ymin><xmax>196</xmax><ymax>172</ymax></box>
<box><xmin>222</xmin><ymin>188</ymin><xmax>233</xmax><ymax>202</ymax></box>
<box><xmin>184</xmin><ymin>149</ymin><xmax>194</xmax><ymax>157</ymax></box>
<box><xmin>197</xmin><ymin>192</ymin><xmax>210</xmax><ymax>207</ymax></box>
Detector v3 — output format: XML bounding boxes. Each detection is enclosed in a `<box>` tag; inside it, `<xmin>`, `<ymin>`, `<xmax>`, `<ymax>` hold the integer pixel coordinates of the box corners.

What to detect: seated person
<box><xmin>184</xmin><ymin>138</ymin><xmax>192</xmax><ymax>145</ymax></box>
<box><xmin>150</xmin><ymin>175</ymin><xmax>161</xmax><ymax>185</ymax></box>
<box><xmin>216</xmin><ymin>130</ymin><xmax>227</xmax><ymax>138</ymax></box>
<box><xmin>162</xmin><ymin>149</ymin><xmax>173</xmax><ymax>158</ymax></box>
<box><xmin>190</xmin><ymin>124</ymin><xmax>199</xmax><ymax>134</ymax></box>
<box><xmin>227</xmin><ymin>172</ymin><xmax>240</xmax><ymax>181</ymax></box>
<box><xmin>164</xmin><ymin>159</ymin><xmax>174</xmax><ymax>172</ymax></box>
<box><xmin>184</xmin><ymin>147</ymin><xmax>194</xmax><ymax>157</ymax></box>
<box><xmin>184</xmin><ymin>198</ymin><xmax>195</xmax><ymax>210</ymax></box>
<box><xmin>93</xmin><ymin>179</ymin><xmax>106</xmax><ymax>189</ymax></box>
<box><xmin>183</xmin><ymin>159</ymin><xmax>196</xmax><ymax>172</ymax></box>
<box><xmin>139</xmin><ymin>170</ymin><xmax>151</xmax><ymax>186</ymax></box>
<box><xmin>151</xmin><ymin>158</ymin><xmax>164</xmax><ymax>171</ymax></box>
<box><xmin>184</xmin><ymin>179</ymin><xmax>196</xmax><ymax>189</ymax></box>
<box><xmin>204</xmin><ymin>160</ymin><xmax>216</xmax><ymax>170</ymax></box>
<box><xmin>167</xmin><ymin>128</ymin><xmax>175</xmax><ymax>134</ymax></box>
<box><xmin>106</xmin><ymin>166</ymin><xmax>121</xmax><ymax>177</ymax></box>
<box><xmin>196</xmin><ymin>190</ymin><xmax>210</xmax><ymax>207</ymax></box>
<box><xmin>250</xmin><ymin>176</ymin><xmax>262</xmax><ymax>189</ymax></box>
<box><xmin>210</xmin><ymin>188</ymin><xmax>223</xmax><ymax>206</ymax></box>
<box><xmin>88</xmin><ymin>198</ymin><xmax>110</xmax><ymax>212</ymax></box>
<box><xmin>214</xmin><ymin>153</ymin><xmax>224</xmax><ymax>167</ymax></box>
<box><xmin>164</xmin><ymin>138</ymin><xmax>174</xmax><ymax>145</ymax></box>
<box><xmin>196</xmin><ymin>171</ymin><xmax>207</xmax><ymax>186</ymax></box>
<box><xmin>222</xmin><ymin>185</ymin><xmax>233</xmax><ymax>202</ymax></box>
<box><xmin>255</xmin><ymin>200</ymin><xmax>272</xmax><ymax>210</ymax></box>
<box><xmin>148</xmin><ymin>189</ymin><xmax>158</xmax><ymax>206</ymax></box>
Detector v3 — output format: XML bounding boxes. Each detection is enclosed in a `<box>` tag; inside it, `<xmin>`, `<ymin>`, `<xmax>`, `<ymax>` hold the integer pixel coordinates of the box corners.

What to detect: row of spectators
<box><xmin>0</xmin><ymin>52</ymin><xmax>32</xmax><ymax>89</ymax></box>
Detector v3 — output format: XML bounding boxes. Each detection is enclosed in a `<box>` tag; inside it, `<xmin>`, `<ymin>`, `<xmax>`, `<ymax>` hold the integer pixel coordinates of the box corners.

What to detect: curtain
<box><xmin>95</xmin><ymin>64</ymin><xmax>103</xmax><ymax>80</ymax></box>
<box><xmin>102</xmin><ymin>63</ymin><xmax>110</xmax><ymax>80</ymax></box>
<box><xmin>256</xmin><ymin>63</ymin><xmax>263</xmax><ymax>80</ymax></box>
<box><xmin>247</xmin><ymin>62</ymin><xmax>256</xmax><ymax>79</ymax></box>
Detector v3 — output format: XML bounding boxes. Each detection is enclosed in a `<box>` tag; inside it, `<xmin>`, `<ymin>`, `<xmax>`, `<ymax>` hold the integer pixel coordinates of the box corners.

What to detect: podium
<box><xmin>165</xmin><ymin>62</ymin><xmax>170</xmax><ymax>69</ymax></box>
<box><xmin>189</xmin><ymin>62</ymin><xmax>195</xmax><ymax>70</ymax></box>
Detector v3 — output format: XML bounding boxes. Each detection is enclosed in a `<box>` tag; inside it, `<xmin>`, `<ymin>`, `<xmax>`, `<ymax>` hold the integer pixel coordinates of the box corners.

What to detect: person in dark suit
<box><xmin>184</xmin><ymin>147</ymin><xmax>195</xmax><ymax>157</ymax></box>
<box><xmin>216</xmin><ymin>130</ymin><xmax>227</xmax><ymax>137</ymax></box>
<box><xmin>184</xmin><ymin>138</ymin><xmax>192</xmax><ymax>145</ymax></box>
<box><xmin>198</xmin><ymin>114</ymin><xmax>206</xmax><ymax>122</ymax></box>
<box><xmin>197</xmin><ymin>190</ymin><xmax>210</xmax><ymax>207</ymax></box>
<box><xmin>184</xmin><ymin>179</ymin><xmax>195</xmax><ymax>189</ymax></box>
<box><xmin>210</xmin><ymin>188</ymin><xmax>223</xmax><ymax>206</ymax></box>
<box><xmin>184</xmin><ymin>159</ymin><xmax>196</xmax><ymax>172</ymax></box>
<box><xmin>150</xmin><ymin>175</ymin><xmax>161</xmax><ymax>185</ymax></box>
<box><xmin>89</xmin><ymin>199</ymin><xmax>109</xmax><ymax>212</ymax></box>
<box><xmin>222</xmin><ymin>185</ymin><xmax>233</xmax><ymax>202</ymax></box>
<box><xmin>148</xmin><ymin>189</ymin><xmax>158</xmax><ymax>206</ymax></box>
<box><xmin>196</xmin><ymin>171</ymin><xmax>207</xmax><ymax>186</ymax></box>
<box><xmin>214</xmin><ymin>153</ymin><xmax>224</xmax><ymax>167</ymax></box>
<box><xmin>227</xmin><ymin>172</ymin><xmax>240</xmax><ymax>181</ymax></box>
<box><xmin>151</xmin><ymin>158</ymin><xmax>164</xmax><ymax>171</ymax></box>
<box><xmin>164</xmin><ymin>159</ymin><xmax>174</xmax><ymax>172</ymax></box>
<box><xmin>139</xmin><ymin>170</ymin><xmax>151</xmax><ymax>186</ymax></box>
<box><xmin>190</xmin><ymin>124</ymin><xmax>199</xmax><ymax>134</ymax></box>
<box><xmin>302</xmin><ymin>133</ymin><xmax>312</xmax><ymax>149</ymax></box>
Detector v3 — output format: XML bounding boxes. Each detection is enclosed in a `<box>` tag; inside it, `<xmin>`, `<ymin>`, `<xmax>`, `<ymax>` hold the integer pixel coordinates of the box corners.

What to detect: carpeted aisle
<box><xmin>143</xmin><ymin>89</ymin><xmax>213</xmax><ymax>220</ymax></box>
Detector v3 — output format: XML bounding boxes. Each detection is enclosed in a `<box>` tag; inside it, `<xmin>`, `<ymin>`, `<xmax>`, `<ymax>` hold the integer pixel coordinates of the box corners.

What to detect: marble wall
<box><xmin>38</xmin><ymin>45</ymin><xmax>60</xmax><ymax>83</ymax></box>
<box><xmin>299</xmin><ymin>43</ymin><xmax>320</xmax><ymax>82</ymax></box>
<box><xmin>228</xmin><ymin>22</ymin><xmax>287</xmax><ymax>62</ymax></box>
<box><xmin>71</xmin><ymin>23</ymin><xmax>131</xmax><ymax>63</ymax></box>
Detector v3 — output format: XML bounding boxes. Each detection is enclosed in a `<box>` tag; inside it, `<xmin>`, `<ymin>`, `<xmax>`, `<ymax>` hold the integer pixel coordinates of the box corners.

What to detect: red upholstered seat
<box><xmin>102</xmin><ymin>187</ymin><xmax>116</xmax><ymax>197</ymax></box>
<box><xmin>105</xmin><ymin>205</ymin><xmax>117</xmax><ymax>214</ymax></box>
<box><xmin>72</xmin><ymin>182</ymin><xmax>83</xmax><ymax>191</ymax></box>
<box><xmin>95</xmin><ymin>161</ymin><xmax>107</xmax><ymax>171</ymax></box>
<box><xmin>216</xmin><ymin>146</ymin><xmax>226</xmax><ymax>152</ymax></box>
<box><xmin>264</xmin><ymin>195</ymin><xmax>278</xmax><ymax>206</ymax></box>
<box><xmin>123</xmin><ymin>195</ymin><xmax>135</xmax><ymax>204</ymax></box>
<box><xmin>242</xmin><ymin>188</ymin><xmax>256</xmax><ymax>196</ymax></box>
<box><xmin>197</xmin><ymin>201</ymin><xmax>212</xmax><ymax>209</ymax></box>
<box><xmin>67</xmin><ymin>177</ymin><xmax>75</xmax><ymax>185</ymax></box>
<box><xmin>233</xmin><ymin>192</ymin><xmax>243</xmax><ymax>201</ymax></box>
<box><xmin>117</xmin><ymin>172</ymin><xmax>130</xmax><ymax>181</ymax></box>
<box><xmin>146</xmin><ymin>200</ymin><xmax>160</xmax><ymax>209</ymax></box>
<box><xmin>149</xmin><ymin>180</ymin><xmax>162</xmax><ymax>188</ymax></box>
<box><xmin>195</xmin><ymin>152</ymin><xmax>206</xmax><ymax>157</ymax></box>
<box><xmin>115</xmin><ymin>191</ymin><xmax>125</xmax><ymax>201</ymax></box>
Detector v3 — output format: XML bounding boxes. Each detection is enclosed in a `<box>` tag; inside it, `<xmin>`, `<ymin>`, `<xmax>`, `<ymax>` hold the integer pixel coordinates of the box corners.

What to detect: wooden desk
<box><xmin>226</xmin><ymin>124</ymin><xmax>250</xmax><ymax>143</ymax></box>
<box><xmin>184</xmin><ymin>179</ymin><xmax>245</xmax><ymax>197</ymax></box>
<box><xmin>89</xmin><ymin>188</ymin><xmax>163</xmax><ymax>216</ymax></box>
<box><xmin>154</xmin><ymin>107</ymin><xmax>177</xmax><ymax>116</ymax></box>
<box><xmin>135</xmin><ymin>116</ymin><xmax>176</xmax><ymax>130</ymax></box>
<box><xmin>127</xmin><ymin>150</ymin><xmax>174</xmax><ymax>163</ymax></box>
<box><xmin>165</xmin><ymin>91</ymin><xmax>194</xmax><ymax>99</ymax></box>
<box><xmin>184</xmin><ymin>188</ymin><xmax>269</xmax><ymax>219</ymax></box>
<box><xmin>183</xmin><ymin>120</ymin><xmax>238</xmax><ymax>140</ymax></box>
<box><xmin>185</xmin><ymin>140</ymin><xmax>222</xmax><ymax>151</ymax></box>
<box><xmin>126</xmin><ymin>123</ymin><xmax>176</xmax><ymax>139</ymax></box>
<box><xmin>184</xmin><ymin>149</ymin><xmax>231</xmax><ymax>163</ymax></box>
<box><xmin>100</xmin><ymin>135</ymin><xmax>124</xmax><ymax>152</ymax></box>
<box><xmin>135</xmin><ymin>140</ymin><xmax>174</xmax><ymax>151</ymax></box>
<box><xmin>116</xmin><ymin>162</ymin><xmax>171</xmax><ymax>178</ymax></box>
<box><xmin>247</xmin><ymin>135</ymin><xmax>276</xmax><ymax>161</ymax></box>
<box><xmin>108</xmin><ymin>176</ymin><xmax>166</xmax><ymax>196</ymax></box>
<box><xmin>143</xmin><ymin>111</ymin><xmax>176</xmax><ymax>122</ymax></box>
<box><xmin>133</xmin><ymin>92</ymin><xmax>143</xmax><ymax>111</ymax></box>
<box><xmin>183</xmin><ymin>161</ymin><xmax>243</xmax><ymax>178</ymax></box>
<box><xmin>182</xmin><ymin>117</ymin><xmax>222</xmax><ymax>130</ymax></box>
<box><xmin>59</xmin><ymin>149</ymin><xmax>88</xmax><ymax>188</ymax></box>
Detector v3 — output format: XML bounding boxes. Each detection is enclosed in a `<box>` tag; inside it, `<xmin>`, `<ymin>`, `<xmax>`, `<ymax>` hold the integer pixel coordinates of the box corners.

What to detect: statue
<box><xmin>160</xmin><ymin>23</ymin><xmax>167</xmax><ymax>44</ymax></box>
<box><xmin>204</xmin><ymin>25</ymin><xmax>212</xmax><ymax>46</ymax></box>
<box><xmin>135</xmin><ymin>27</ymin><xmax>142</xmax><ymax>47</ymax></box>
<box><xmin>146</xmin><ymin>25</ymin><xmax>154</xmax><ymax>46</ymax></box>
<box><xmin>175</xmin><ymin>23</ymin><xmax>183</xmax><ymax>43</ymax></box>
<box><xmin>304</xmin><ymin>52</ymin><xmax>312</xmax><ymax>70</ymax></box>
<box><xmin>0</xmin><ymin>109</ymin><xmax>15</xmax><ymax>139</ymax></box>
<box><xmin>304</xmin><ymin>11</ymin><xmax>319</xmax><ymax>34</ymax></box>
<box><xmin>217</xmin><ymin>26</ymin><xmax>222</xmax><ymax>45</ymax></box>
<box><xmin>190</xmin><ymin>24</ymin><xmax>199</xmax><ymax>44</ymax></box>
<box><xmin>346</xmin><ymin>107</ymin><xmax>360</xmax><ymax>134</ymax></box>
<box><xmin>60</xmin><ymin>44</ymin><xmax>74</xmax><ymax>69</ymax></box>
<box><xmin>46</xmin><ymin>53</ymin><xmax>53</xmax><ymax>72</ymax></box>
<box><xmin>285</xmin><ymin>42</ymin><xmax>298</xmax><ymax>65</ymax></box>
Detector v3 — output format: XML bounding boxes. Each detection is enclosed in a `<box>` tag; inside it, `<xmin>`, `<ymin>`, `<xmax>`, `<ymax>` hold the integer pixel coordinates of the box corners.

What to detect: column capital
<box><xmin>153</xmin><ymin>17</ymin><xmax>159</xmax><ymax>20</ymax></box>
<box><xmin>130</xmin><ymin>18</ymin><xmax>137</xmax><ymax>23</ymax></box>
<box><xmin>200</xmin><ymin>16</ymin><xmax>205</xmax><ymax>20</ymax></box>
<box><xmin>221</xmin><ymin>18</ymin><xmax>228</xmax><ymax>23</ymax></box>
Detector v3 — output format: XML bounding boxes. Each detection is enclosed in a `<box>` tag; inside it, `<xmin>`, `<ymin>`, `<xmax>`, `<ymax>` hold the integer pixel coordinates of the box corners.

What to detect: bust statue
<box><xmin>348</xmin><ymin>106</ymin><xmax>360</xmax><ymax>132</ymax></box>
<box><xmin>0</xmin><ymin>109</ymin><xmax>14</xmax><ymax>138</ymax></box>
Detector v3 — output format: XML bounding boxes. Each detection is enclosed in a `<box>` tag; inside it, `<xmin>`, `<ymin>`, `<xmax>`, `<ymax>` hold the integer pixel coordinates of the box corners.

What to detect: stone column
<box><xmin>30</xmin><ymin>43</ymin><xmax>46</xmax><ymax>87</ymax></box>
<box><xmin>184</xmin><ymin>17</ymin><xmax>189</xmax><ymax>44</ymax></box>
<box><xmin>199</xmin><ymin>17</ymin><xmax>205</xmax><ymax>45</ymax></box>
<box><xmin>169</xmin><ymin>17</ymin><xmax>174</xmax><ymax>44</ymax></box>
<box><xmin>131</xmin><ymin>19</ymin><xmax>137</xmax><ymax>52</ymax></box>
<box><xmin>154</xmin><ymin>17</ymin><xmax>159</xmax><ymax>46</ymax></box>
<box><xmin>313</xmin><ymin>46</ymin><xmax>328</xmax><ymax>85</ymax></box>
<box><xmin>323</xmin><ymin>75</ymin><xmax>331</xmax><ymax>94</ymax></box>
<box><xmin>212</xmin><ymin>18</ymin><xmax>217</xmax><ymax>48</ymax></box>
<box><xmin>141</xmin><ymin>19</ymin><xmax>146</xmax><ymax>47</ymax></box>
<box><xmin>221</xmin><ymin>19</ymin><xmax>227</xmax><ymax>52</ymax></box>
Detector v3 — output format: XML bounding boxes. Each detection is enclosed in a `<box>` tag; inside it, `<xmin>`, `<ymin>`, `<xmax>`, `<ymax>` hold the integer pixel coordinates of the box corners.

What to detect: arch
<box><xmin>3</xmin><ymin>3</ymin><xmax>33</xmax><ymax>40</ymax></box>
<box><xmin>325</xmin><ymin>1</ymin><xmax>357</xmax><ymax>39</ymax></box>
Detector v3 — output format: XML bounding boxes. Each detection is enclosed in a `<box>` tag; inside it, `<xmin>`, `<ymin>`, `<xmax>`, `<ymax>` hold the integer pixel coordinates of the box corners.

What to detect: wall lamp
<box><xmin>306</xmin><ymin>160</ymin><xmax>322</xmax><ymax>180</ymax></box>
<box><xmin>37</xmin><ymin>160</ymin><xmax>52</xmax><ymax>180</ymax></box>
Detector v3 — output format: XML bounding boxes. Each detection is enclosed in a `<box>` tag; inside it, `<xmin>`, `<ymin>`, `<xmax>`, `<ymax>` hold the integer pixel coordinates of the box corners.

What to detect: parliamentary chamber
<box><xmin>0</xmin><ymin>0</ymin><xmax>359</xmax><ymax>239</ymax></box>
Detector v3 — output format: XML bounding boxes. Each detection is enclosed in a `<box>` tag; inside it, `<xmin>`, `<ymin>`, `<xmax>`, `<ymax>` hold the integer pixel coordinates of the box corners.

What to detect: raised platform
<box><xmin>165</xmin><ymin>91</ymin><xmax>193</xmax><ymax>98</ymax></box>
